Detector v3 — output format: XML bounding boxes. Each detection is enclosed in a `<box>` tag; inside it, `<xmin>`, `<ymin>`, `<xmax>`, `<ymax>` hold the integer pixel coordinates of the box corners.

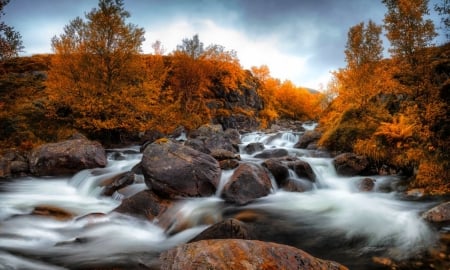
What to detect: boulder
<box><xmin>422</xmin><ymin>202</ymin><xmax>450</xmax><ymax>223</ymax></box>
<box><xmin>294</xmin><ymin>130</ymin><xmax>322</xmax><ymax>149</ymax></box>
<box><xmin>159</xmin><ymin>239</ymin><xmax>348</xmax><ymax>270</ymax></box>
<box><xmin>29</xmin><ymin>138</ymin><xmax>106</xmax><ymax>176</ymax></box>
<box><xmin>186</xmin><ymin>125</ymin><xmax>241</xmax><ymax>154</ymax></box>
<box><xmin>113</xmin><ymin>190</ymin><xmax>171</xmax><ymax>221</ymax></box>
<box><xmin>282</xmin><ymin>178</ymin><xmax>314</xmax><ymax>192</ymax></box>
<box><xmin>219</xmin><ymin>159</ymin><xmax>240</xmax><ymax>170</ymax></box>
<box><xmin>254</xmin><ymin>148</ymin><xmax>289</xmax><ymax>159</ymax></box>
<box><xmin>287</xmin><ymin>160</ymin><xmax>316</xmax><ymax>182</ymax></box>
<box><xmin>101</xmin><ymin>171</ymin><xmax>135</xmax><ymax>196</ymax></box>
<box><xmin>261</xmin><ymin>159</ymin><xmax>289</xmax><ymax>185</ymax></box>
<box><xmin>244</xmin><ymin>142</ymin><xmax>265</xmax><ymax>155</ymax></box>
<box><xmin>188</xmin><ymin>218</ymin><xmax>255</xmax><ymax>243</ymax></box>
<box><xmin>357</xmin><ymin>177</ymin><xmax>375</xmax><ymax>192</ymax></box>
<box><xmin>221</xmin><ymin>163</ymin><xmax>272</xmax><ymax>205</ymax></box>
<box><xmin>210</xmin><ymin>149</ymin><xmax>240</xmax><ymax>161</ymax></box>
<box><xmin>333</xmin><ymin>153</ymin><xmax>371</xmax><ymax>176</ymax></box>
<box><xmin>142</xmin><ymin>140</ymin><xmax>221</xmax><ymax>198</ymax></box>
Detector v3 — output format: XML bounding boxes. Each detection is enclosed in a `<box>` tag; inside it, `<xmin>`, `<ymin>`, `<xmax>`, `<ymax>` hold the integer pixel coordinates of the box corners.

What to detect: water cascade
<box><xmin>0</xmin><ymin>125</ymin><xmax>437</xmax><ymax>269</ymax></box>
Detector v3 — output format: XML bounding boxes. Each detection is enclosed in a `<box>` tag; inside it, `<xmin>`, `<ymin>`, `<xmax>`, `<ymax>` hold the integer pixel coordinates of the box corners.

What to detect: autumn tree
<box><xmin>435</xmin><ymin>0</ymin><xmax>450</xmax><ymax>40</ymax></box>
<box><xmin>383</xmin><ymin>0</ymin><xmax>437</xmax><ymax>66</ymax></box>
<box><xmin>0</xmin><ymin>0</ymin><xmax>23</xmax><ymax>60</ymax></box>
<box><xmin>46</xmin><ymin>0</ymin><xmax>153</xmax><ymax>140</ymax></box>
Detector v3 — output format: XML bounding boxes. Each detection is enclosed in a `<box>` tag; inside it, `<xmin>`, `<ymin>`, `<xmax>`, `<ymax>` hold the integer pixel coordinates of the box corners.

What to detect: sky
<box><xmin>2</xmin><ymin>0</ymin><xmax>446</xmax><ymax>90</ymax></box>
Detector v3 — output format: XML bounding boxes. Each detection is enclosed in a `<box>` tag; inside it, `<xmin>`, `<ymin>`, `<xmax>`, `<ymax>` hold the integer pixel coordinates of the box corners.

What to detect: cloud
<box><xmin>145</xmin><ymin>19</ymin><xmax>319</xmax><ymax>87</ymax></box>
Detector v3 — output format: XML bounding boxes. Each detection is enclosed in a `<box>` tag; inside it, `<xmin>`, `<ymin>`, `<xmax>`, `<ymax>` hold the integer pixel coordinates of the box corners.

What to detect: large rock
<box><xmin>254</xmin><ymin>148</ymin><xmax>289</xmax><ymax>159</ymax></box>
<box><xmin>142</xmin><ymin>140</ymin><xmax>221</xmax><ymax>198</ymax></box>
<box><xmin>160</xmin><ymin>239</ymin><xmax>348</xmax><ymax>270</ymax></box>
<box><xmin>244</xmin><ymin>142</ymin><xmax>265</xmax><ymax>155</ymax></box>
<box><xmin>333</xmin><ymin>153</ymin><xmax>371</xmax><ymax>176</ymax></box>
<box><xmin>187</xmin><ymin>125</ymin><xmax>241</xmax><ymax>154</ymax></box>
<box><xmin>422</xmin><ymin>202</ymin><xmax>450</xmax><ymax>223</ymax></box>
<box><xmin>113</xmin><ymin>190</ymin><xmax>171</xmax><ymax>221</ymax></box>
<box><xmin>294</xmin><ymin>130</ymin><xmax>322</xmax><ymax>149</ymax></box>
<box><xmin>261</xmin><ymin>158</ymin><xmax>289</xmax><ymax>185</ymax></box>
<box><xmin>29</xmin><ymin>138</ymin><xmax>106</xmax><ymax>176</ymax></box>
<box><xmin>188</xmin><ymin>218</ymin><xmax>255</xmax><ymax>243</ymax></box>
<box><xmin>287</xmin><ymin>160</ymin><xmax>316</xmax><ymax>182</ymax></box>
<box><xmin>221</xmin><ymin>163</ymin><xmax>272</xmax><ymax>205</ymax></box>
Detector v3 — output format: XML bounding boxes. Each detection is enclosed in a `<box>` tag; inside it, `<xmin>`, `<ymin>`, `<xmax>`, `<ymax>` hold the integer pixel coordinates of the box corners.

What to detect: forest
<box><xmin>0</xmin><ymin>0</ymin><xmax>449</xmax><ymax>194</ymax></box>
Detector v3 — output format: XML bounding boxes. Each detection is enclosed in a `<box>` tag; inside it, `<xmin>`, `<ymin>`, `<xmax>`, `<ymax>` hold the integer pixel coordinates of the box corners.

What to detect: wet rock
<box><xmin>113</xmin><ymin>190</ymin><xmax>171</xmax><ymax>221</ymax></box>
<box><xmin>188</xmin><ymin>218</ymin><xmax>255</xmax><ymax>243</ymax></box>
<box><xmin>287</xmin><ymin>160</ymin><xmax>316</xmax><ymax>182</ymax></box>
<box><xmin>333</xmin><ymin>153</ymin><xmax>371</xmax><ymax>176</ymax></box>
<box><xmin>282</xmin><ymin>178</ymin><xmax>314</xmax><ymax>192</ymax></box>
<box><xmin>210</xmin><ymin>149</ymin><xmax>240</xmax><ymax>161</ymax></box>
<box><xmin>261</xmin><ymin>158</ymin><xmax>289</xmax><ymax>185</ymax></box>
<box><xmin>186</xmin><ymin>125</ymin><xmax>241</xmax><ymax>154</ymax></box>
<box><xmin>219</xmin><ymin>159</ymin><xmax>240</xmax><ymax>170</ymax></box>
<box><xmin>0</xmin><ymin>157</ymin><xmax>11</xmax><ymax>178</ymax></box>
<box><xmin>254</xmin><ymin>148</ymin><xmax>289</xmax><ymax>159</ymax></box>
<box><xmin>294</xmin><ymin>130</ymin><xmax>321</xmax><ymax>149</ymax></box>
<box><xmin>160</xmin><ymin>239</ymin><xmax>348</xmax><ymax>270</ymax></box>
<box><xmin>101</xmin><ymin>171</ymin><xmax>135</xmax><ymax>196</ymax></box>
<box><xmin>422</xmin><ymin>202</ymin><xmax>450</xmax><ymax>223</ymax></box>
<box><xmin>221</xmin><ymin>163</ymin><xmax>272</xmax><ymax>205</ymax></box>
<box><xmin>244</xmin><ymin>142</ymin><xmax>265</xmax><ymax>154</ymax></box>
<box><xmin>142</xmin><ymin>140</ymin><xmax>221</xmax><ymax>198</ymax></box>
<box><xmin>10</xmin><ymin>160</ymin><xmax>29</xmax><ymax>175</ymax></box>
<box><xmin>31</xmin><ymin>205</ymin><xmax>74</xmax><ymax>221</ymax></box>
<box><xmin>29</xmin><ymin>138</ymin><xmax>106</xmax><ymax>176</ymax></box>
<box><xmin>357</xmin><ymin>177</ymin><xmax>375</xmax><ymax>192</ymax></box>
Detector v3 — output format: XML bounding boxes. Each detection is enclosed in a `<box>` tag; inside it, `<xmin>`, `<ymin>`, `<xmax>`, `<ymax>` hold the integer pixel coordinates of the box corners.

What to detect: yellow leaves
<box><xmin>374</xmin><ymin>114</ymin><xmax>415</xmax><ymax>145</ymax></box>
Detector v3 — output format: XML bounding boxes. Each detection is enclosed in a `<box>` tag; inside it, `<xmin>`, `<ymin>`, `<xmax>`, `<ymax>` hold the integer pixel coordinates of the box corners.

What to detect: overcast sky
<box><xmin>3</xmin><ymin>0</ymin><xmax>446</xmax><ymax>89</ymax></box>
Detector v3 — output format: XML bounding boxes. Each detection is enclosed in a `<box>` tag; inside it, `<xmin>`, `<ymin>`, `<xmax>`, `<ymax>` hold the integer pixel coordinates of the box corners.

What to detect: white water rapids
<box><xmin>0</xmin><ymin>124</ymin><xmax>437</xmax><ymax>269</ymax></box>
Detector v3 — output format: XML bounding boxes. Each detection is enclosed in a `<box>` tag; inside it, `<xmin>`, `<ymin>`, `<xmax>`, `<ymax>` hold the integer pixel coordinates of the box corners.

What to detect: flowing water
<box><xmin>0</xmin><ymin>125</ymin><xmax>438</xmax><ymax>269</ymax></box>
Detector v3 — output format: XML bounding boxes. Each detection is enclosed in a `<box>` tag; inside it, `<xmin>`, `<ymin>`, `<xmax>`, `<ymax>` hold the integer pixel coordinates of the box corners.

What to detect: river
<box><xmin>0</xmin><ymin>123</ymin><xmax>438</xmax><ymax>269</ymax></box>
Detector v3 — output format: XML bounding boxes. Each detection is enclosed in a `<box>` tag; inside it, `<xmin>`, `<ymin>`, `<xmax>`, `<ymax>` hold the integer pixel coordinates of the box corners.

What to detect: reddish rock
<box><xmin>31</xmin><ymin>205</ymin><xmax>74</xmax><ymax>221</ymax></box>
<box><xmin>160</xmin><ymin>239</ymin><xmax>348</xmax><ymax>270</ymax></box>
<box><xmin>142</xmin><ymin>140</ymin><xmax>221</xmax><ymax>198</ymax></box>
<box><xmin>221</xmin><ymin>163</ymin><xmax>273</xmax><ymax>205</ymax></box>
<box><xmin>422</xmin><ymin>202</ymin><xmax>450</xmax><ymax>223</ymax></box>
<box><xmin>29</xmin><ymin>138</ymin><xmax>106</xmax><ymax>176</ymax></box>
<box><xmin>113</xmin><ymin>190</ymin><xmax>171</xmax><ymax>221</ymax></box>
<box><xmin>219</xmin><ymin>159</ymin><xmax>240</xmax><ymax>170</ymax></box>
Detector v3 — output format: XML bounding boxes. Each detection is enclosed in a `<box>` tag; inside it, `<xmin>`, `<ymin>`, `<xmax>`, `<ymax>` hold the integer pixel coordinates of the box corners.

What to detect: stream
<box><xmin>0</xmin><ymin>123</ymin><xmax>439</xmax><ymax>269</ymax></box>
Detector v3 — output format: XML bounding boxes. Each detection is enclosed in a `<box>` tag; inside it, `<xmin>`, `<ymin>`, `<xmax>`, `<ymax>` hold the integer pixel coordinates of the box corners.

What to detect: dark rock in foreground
<box><xmin>160</xmin><ymin>239</ymin><xmax>348</xmax><ymax>270</ymax></box>
<box><xmin>29</xmin><ymin>138</ymin><xmax>106</xmax><ymax>176</ymax></box>
<box><xmin>142</xmin><ymin>139</ymin><xmax>221</xmax><ymax>198</ymax></box>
